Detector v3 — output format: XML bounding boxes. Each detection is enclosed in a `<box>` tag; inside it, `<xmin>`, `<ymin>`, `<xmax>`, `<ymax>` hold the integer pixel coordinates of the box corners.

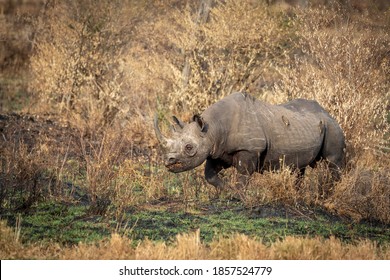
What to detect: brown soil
<box><xmin>0</xmin><ymin>113</ymin><xmax>152</xmax><ymax>161</ymax></box>
<box><xmin>0</xmin><ymin>113</ymin><xmax>79</xmax><ymax>157</ymax></box>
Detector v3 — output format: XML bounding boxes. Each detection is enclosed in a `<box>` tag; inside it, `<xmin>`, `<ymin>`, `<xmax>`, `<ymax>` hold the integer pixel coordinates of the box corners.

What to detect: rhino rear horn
<box><xmin>172</xmin><ymin>116</ymin><xmax>185</xmax><ymax>131</ymax></box>
<box><xmin>154</xmin><ymin>114</ymin><xmax>168</xmax><ymax>147</ymax></box>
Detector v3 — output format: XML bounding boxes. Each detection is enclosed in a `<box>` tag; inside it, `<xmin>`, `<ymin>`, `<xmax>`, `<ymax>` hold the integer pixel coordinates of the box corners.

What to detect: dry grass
<box><xmin>0</xmin><ymin>140</ymin><xmax>51</xmax><ymax>211</ymax></box>
<box><xmin>239</xmin><ymin>154</ymin><xmax>390</xmax><ymax>224</ymax></box>
<box><xmin>326</xmin><ymin>154</ymin><xmax>390</xmax><ymax>223</ymax></box>
<box><xmin>1</xmin><ymin>221</ymin><xmax>389</xmax><ymax>260</ymax></box>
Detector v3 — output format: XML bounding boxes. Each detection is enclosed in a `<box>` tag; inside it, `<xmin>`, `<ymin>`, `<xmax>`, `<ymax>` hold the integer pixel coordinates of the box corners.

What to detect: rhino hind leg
<box><xmin>316</xmin><ymin>124</ymin><xmax>346</xmax><ymax>197</ymax></box>
<box><xmin>321</xmin><ymin>126</ymin><xmax>346</xmax><ymax>182</ymax></box>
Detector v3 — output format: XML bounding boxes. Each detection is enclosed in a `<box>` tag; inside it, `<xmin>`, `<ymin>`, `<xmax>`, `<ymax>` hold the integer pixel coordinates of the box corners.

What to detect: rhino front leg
<box><xmin>204</xmin><ymin>158</ymin><xmax>226</xmax><ymax>189</ymax></box>
<box><xmin>233</xmin><ymin>151</ymin><xmax>258</xmax><ymax>189</ymax></box>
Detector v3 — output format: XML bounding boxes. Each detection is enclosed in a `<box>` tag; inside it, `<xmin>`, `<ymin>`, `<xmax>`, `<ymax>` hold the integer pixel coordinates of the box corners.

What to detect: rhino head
<box><xmin>154</xmin><ymin>114</ymin><xmax>211</xmax><ymax>173</ymax></box>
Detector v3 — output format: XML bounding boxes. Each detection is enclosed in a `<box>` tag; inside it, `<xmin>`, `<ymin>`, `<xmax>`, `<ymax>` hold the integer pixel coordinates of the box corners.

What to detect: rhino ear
<box><xmin>192</xmin><ymin>114</ymin><xmax>207</xmax><ymax>133</ymax></box>
<box><xmin>172</xmin><ymin>116</ymin><xmax>185</xmax><ymax>131</ymax></box>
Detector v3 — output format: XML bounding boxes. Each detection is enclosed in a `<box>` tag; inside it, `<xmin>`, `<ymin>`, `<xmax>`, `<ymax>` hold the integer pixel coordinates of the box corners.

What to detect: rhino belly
<box><xmin>262</xmin><ymin>145</ymin><xmax>321</xmax><ymax>171</ymax></box>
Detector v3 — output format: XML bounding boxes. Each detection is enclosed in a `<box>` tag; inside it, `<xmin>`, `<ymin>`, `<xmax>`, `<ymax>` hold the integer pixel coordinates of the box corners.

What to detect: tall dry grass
<box><xmin>1</xmin><ymin>221</ymin><xmax>389</xmax><ymax>260</ymax></box>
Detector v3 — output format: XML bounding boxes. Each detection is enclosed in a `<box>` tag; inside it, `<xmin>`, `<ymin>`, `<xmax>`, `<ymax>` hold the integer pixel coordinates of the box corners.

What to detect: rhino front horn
<box><xmin>154</xmin><ymin>114</ymin><xmax>168</xmax><ymax>147</ymax></box>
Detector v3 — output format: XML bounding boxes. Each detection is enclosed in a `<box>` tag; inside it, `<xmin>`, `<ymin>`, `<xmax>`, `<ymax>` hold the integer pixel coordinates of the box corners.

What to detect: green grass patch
<box><xmin>2</xmin><ymin>200</ymin><xmax>389</xmax><ymax>246</ymax></box>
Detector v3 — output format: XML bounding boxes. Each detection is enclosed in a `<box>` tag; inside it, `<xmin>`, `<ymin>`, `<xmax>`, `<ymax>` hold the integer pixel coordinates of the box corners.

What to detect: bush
<box><xmin>0</xmin><ymin>141</ymin><xmax>48</xmax><ymax>212</ymax></box>
<box><xmin>326</xmin><ymin>155</ymin><xmax>390</xmax><ymax>223</ymax></box>
<box><xmin>29</xmin><ymin>0</ymin><xmax>133</xmax><ymax>131</ymax></box>
<box><xmin>153</xmin><ymin>0</ymin><xmax>294</xmax><ymax>113</ymax></box>
<box><xmin>78</xmin><ymin>129</ymin><xmax>167</xmax><ymax>216</ymax></box>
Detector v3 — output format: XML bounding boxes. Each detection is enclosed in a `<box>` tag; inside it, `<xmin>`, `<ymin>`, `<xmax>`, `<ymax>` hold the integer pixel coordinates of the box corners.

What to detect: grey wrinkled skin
<box><xmin>154</xmin><ymin>92</ymin><xmax>346</xmax><ymax>190</ymax></box>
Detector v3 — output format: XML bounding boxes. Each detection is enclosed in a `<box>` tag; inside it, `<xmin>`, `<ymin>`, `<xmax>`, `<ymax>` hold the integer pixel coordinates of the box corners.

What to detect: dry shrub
<box><xmin>0</xmin><ymin>114</ymin><xmax>84</xmax><ymax>209</ymax></box>
<box><xmin>0</xmin><ymin>1</ymin><xmax>40</xmax><ymax>112</ymax></box>
<box><xmin>144</xmin><ymin>0</ymin><xmax>292</xmax><ymax>113</ymax></box>
<box><xmin>241</xmin><ymin>155</ymin><xmax>390</xmax><ymax>224</ymax></box>
<box><xmin>29</xmin><ymin>0</ymin><xmax>134</xmax><ymax>132</ymax></box>
<box><xmin>0</xmin><ymin>1</ymin><xmax>38</xmax><ymax>71</ymax></box>
<box><xmin>239</xmin><ymin>168</ymin><xmax>299</xmax><ymax>208</ymax></box>
<box><xmin>78</xmin><ymin>127</ymin><xmax>167</xmax><ymax>215</ymax></box>
<box><xmin>300</xmin><ymin>163</ymin><xmax>336</xmax><ymax>202</ymax></box>
<box><xmin>0</xmin><ymin>141</ymin><xmax>50</xmax><ymax>211</ymax></box>
<box><xmin>326</xmin><ymin>154</ymin><xmax>390</xmax><ymax>223</ymax></box>
<box><xmin>28</xmin><ymin>0</ymin><xmax>166</xmax><ymax>146</ymax></box>
<box><xmin>28</xmin><ymin>0</ymin><xmax>172</xmax><ymax>215</ymax></box>
<box><xmin>239</xmin><ymin>163</ymin><xmax>336</xmax><ymax>209</ymax></box>
<box><xmin>80</xmin><ymin>133</ymin><xmax>130</xmax><ymax>215</ymax></box>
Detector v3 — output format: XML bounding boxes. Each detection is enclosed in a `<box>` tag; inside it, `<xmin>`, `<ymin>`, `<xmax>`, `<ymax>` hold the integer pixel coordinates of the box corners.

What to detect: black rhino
<box><xmin>154</xmin><ymin>92</ymin><xmax>345</xmax><ymax>190</ymax></box>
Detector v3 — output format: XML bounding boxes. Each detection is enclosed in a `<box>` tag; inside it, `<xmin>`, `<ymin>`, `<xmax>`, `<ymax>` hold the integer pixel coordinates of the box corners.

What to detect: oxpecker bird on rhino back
<box><xmin>154</xmin><ymin>92</ymin><xmax>345</xmax><ymax>191</ymax></box>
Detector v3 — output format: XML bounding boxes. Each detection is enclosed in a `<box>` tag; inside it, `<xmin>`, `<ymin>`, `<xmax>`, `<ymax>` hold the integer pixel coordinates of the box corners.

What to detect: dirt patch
<box><xmin>0</xmin><ymin>113</ymin><xmax>152</xmax><ymax>161</ymax></box>
<box><xmin>0</xmin><ymin>113</ymin><xmax>79</xmax><ymax>156</ymax></box>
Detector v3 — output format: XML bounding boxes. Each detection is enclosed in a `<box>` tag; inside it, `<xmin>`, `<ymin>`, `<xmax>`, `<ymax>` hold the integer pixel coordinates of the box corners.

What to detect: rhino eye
<box><xmin>184</xmin><ymin>144</ymin><xmax>195</xmax><ymax>155</ymax></box>
<box><xmin>185</xmin><ymin>144</ymin><xmax>193</xmax><ymax>152</ymax></box>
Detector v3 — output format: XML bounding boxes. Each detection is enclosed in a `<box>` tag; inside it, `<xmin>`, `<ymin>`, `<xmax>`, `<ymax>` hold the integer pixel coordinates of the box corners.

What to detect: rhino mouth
<box><xmin>166</xmin><ymin>161</ymin><xmax>185</xmax><ymax>172</ymax></box>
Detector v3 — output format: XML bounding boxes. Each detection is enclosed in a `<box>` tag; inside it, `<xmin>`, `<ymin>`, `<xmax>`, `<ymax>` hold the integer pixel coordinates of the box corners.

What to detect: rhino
<box><xmin>154</xmin><ymin>92</ymin><xmax>345</xmax><ymax>190</ymax></box>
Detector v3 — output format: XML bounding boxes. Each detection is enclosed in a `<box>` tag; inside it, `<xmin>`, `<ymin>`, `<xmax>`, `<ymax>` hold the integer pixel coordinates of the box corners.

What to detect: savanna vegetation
<box><xmin>0</xmin><ymin>0</ymin><xmax>389</xmax><ymax>259</ymax></box>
